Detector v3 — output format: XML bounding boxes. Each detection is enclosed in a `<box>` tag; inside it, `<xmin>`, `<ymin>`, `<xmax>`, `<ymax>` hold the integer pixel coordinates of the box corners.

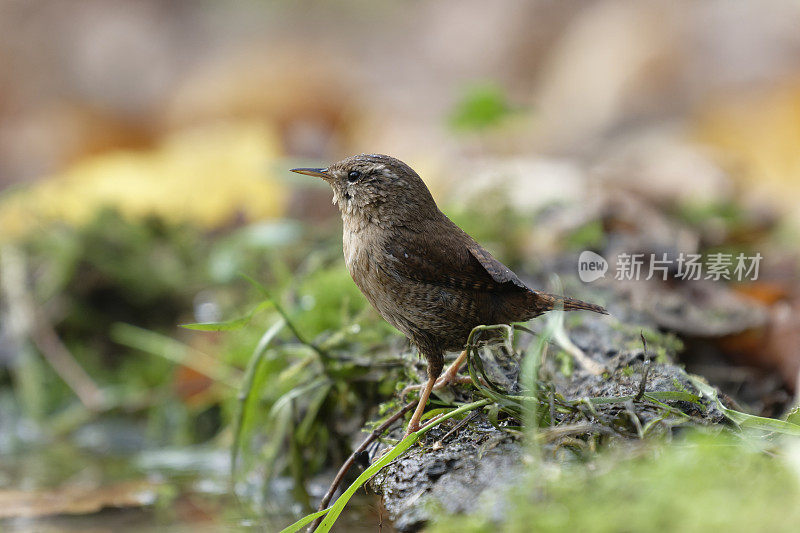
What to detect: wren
<box><xmin>291</xmin><ymin>154</ymin><xmax>607</xmax><ymax>435</ymax></box>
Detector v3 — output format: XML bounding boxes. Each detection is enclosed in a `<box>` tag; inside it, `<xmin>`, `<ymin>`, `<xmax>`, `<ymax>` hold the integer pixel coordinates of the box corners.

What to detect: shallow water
<box><xmin>0</xmin><ymin>424</ymin><xmax>393</xmax><ymax>532</ymax></box>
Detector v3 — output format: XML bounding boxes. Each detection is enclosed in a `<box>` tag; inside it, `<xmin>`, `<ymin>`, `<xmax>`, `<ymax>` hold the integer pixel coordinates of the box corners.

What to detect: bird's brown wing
<box><xmin>381</xmin><ymin>221</ymin><xmax>529</xmax><ymax>293</ymax></box>
<box><xmin>465</xmin><ymin>241</ymin><xmax>529</xmax><ymax>290</ymax></box>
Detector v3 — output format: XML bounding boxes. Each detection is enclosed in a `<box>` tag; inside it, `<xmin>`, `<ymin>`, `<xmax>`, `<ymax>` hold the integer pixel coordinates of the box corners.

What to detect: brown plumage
<box><xmin>291</xmin><ymin>154</ymin><xmax>607</xmax><ymax>434</ymax></box>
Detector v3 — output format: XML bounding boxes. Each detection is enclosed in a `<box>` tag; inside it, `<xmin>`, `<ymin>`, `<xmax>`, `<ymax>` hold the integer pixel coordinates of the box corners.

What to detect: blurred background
<box><xmin>2</xmin><ymin>1</ymin><xmax>800</xmax><ymax>531</ymax></box>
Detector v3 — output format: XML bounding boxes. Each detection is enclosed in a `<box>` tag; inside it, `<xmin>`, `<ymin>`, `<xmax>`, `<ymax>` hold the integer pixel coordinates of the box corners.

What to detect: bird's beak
<box><xmin>290</xmin><ymin>167</ymin><xmax>331</xmax><ymax>180</ymax></box>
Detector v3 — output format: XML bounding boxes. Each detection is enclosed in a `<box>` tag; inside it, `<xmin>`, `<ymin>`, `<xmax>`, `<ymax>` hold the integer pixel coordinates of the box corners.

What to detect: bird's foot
<box><xmin>402</xmin><ymin>421</ymin><xmax>420</xmax><ymax>439</ymax></box>
<box><xmin>401</xmin><ymin>349</ymin><xmax>471</xmax><ymax>399</ymax></box>
<box><xmin>401</xmin><ymin>372</ymin><xmax>472</xmax><ymax>398</ymax></box>
<box><xmin>401</xmin><ymin>416</ymin><xmax>436</xmax><ymax>439</ymax></box>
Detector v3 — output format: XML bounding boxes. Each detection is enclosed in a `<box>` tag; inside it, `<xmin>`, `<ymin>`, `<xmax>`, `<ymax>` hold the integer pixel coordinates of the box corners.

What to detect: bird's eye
<box><xmin>347</xmin><ymin>170</ymin><xmax>361</xmax><ymax>182</ymax></box>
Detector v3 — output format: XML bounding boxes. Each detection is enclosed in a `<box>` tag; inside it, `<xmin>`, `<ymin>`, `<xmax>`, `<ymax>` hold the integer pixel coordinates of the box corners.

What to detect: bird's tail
<box><xmin>532</xmin><ymin>291</ymin><xmax>608</xmax><ymax>316</ymax></box>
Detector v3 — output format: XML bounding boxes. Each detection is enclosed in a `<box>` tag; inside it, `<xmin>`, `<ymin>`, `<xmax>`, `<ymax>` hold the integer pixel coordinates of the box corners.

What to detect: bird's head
<box><xmin>291</xmin><ymin>154</ymin><xmax>438</xmax><ymax>225</ymax></box>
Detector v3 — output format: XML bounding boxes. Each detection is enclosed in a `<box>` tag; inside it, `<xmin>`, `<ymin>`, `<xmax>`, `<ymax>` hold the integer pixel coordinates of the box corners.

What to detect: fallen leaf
<box><xmin>0</xmin><ymin>480</ymin><xmax>158</xmax><ymax>519</ymax></box>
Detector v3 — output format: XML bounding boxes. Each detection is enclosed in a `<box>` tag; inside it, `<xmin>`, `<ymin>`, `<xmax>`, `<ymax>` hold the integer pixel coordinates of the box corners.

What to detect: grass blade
<box><xmin>689</xmin><ymin>375</ymin><xmax>800</xmax><ymax>436</ymax></box>
<box><xmin>278</xmin><ymin>507</ymin><xmax>331</xmax><ymax>533</ymax></box>
<box><xmin>231</xmin><ymin>318</ymin><xmax>285</xmax><ymax>481</ymax></box>
<box><xmin>110</xmin><ymin>322</ymin><xmax>239</xmax><ymax>387</ymax></box>
<box><xmin>180</xmin><ymin>300</ymin><xmax>273</xmax><ymax>331</ymax></box>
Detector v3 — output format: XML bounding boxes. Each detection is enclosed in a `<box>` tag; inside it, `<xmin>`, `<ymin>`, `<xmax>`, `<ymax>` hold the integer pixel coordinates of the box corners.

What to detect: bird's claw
<box><xmin>401</xmin><ymin>372</ymin><xmax>471</xmax><ymax>399</ymax></box>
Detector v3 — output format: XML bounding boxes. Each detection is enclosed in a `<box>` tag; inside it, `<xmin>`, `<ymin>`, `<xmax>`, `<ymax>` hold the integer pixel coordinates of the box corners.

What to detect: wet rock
<box><xmin>371</xmin><ymin>306</ymin><xmax>731</xmax><ymax>532</ymax></box>
<box><xmin>372</xmin><ymin>420</ymin><xmax>523</xmax><ymax>533</ymax></box>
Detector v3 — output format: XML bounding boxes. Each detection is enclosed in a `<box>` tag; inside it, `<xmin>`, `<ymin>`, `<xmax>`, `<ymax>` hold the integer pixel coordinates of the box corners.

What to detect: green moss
<box><xmin>296</xmin><ymin>267</ymin><xmax>367</xmax><ymax>337</ymax></box>
<box><xmin>675</xmin><ymin>200</ymin><xmax>748</xmax><ymax>230</ymax></box>
<box><xmin>564</xmin><ymin>220</ymin><xmax>606</xmax><ymax>250</ymax></box>
<box><xmin>432</xmin><ymin>431</ymin><xmax>800</xmax><ymax>533</ymax></box>
<box><xmin>448</xmin><ymin>82</ymin><xmax>519</xmax><ymax>133</ymax></box>
<box><xmin>614</xmin><ymin>324</ymin><xmax>684</xmax><ymax>362</ymax></box>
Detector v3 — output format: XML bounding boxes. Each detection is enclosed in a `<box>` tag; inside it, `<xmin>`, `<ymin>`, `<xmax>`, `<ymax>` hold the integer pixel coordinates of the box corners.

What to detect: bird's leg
<box><xmin>401</xmin><ymin>349</ymin><xmax>470</xmax><ymax>398</ymax></box>
<box><xmin>434</xmin><ymin>348</ymin><xmax>470</xmax><ymax>387</ymax></box>
<box><xmin>404</xmin><ymin>374</ymin><xmax>436</xmax><ymax>437</ymax></box>
<box><xmin>404</xmin><ymin>360</ymin><xmax>442</xmax><ymax>437</ymax></box>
